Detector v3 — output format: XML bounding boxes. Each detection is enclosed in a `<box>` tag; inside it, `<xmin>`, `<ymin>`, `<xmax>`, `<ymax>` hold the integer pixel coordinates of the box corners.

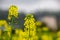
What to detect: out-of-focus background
<box><xmin>0</xmin><ymin>0</ymin><xmax>60</xmax><ymax>31</ymax></box>
<box><xmin>0</xmin><ymin>0</ymin><xmax>60</xmax><ymax>40</ymax></box>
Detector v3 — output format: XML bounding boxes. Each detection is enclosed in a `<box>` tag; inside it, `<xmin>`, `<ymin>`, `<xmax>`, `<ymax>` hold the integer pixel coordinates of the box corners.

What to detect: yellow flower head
<box><xmin>8</xmin><ymin>5</ymin><xmax>18</xmax><ymax>20</ymax></box>
<box><xmin>0</xmin><ymin>20</ymin><xmax>8</xmax><ymax>29</ymax></box>
<box><xmin>36</xmin><ymin>21</ymin><xmax>42</xmax><ymax>27</ymax></box>
<box><xmin>57</xmin><ymin>31</ymin><xmax>60</xmax><ymax>37</ymax></box>
<box><xmin>15</xmin><ymin>29</ymin><xmax>20</xmax><ymax>34</ymax></box>
<box><xmin>24</xmin><ymin>14</ymin><xmax>33</xmax><ymax>20</ymax></box>
<box><xmin>56</xmin><ymin>38</ymin><xmax>60</xmax><ymax>40</ymax></box>
<box><xmin>41</xmin><ymin>35</ymin><xmax>49</xmax><ymax>40</ymax></box>
<box><xmin>42</xmin><ymin>27</ymin><xmax>49</xmax><ymax>31</ymax></box>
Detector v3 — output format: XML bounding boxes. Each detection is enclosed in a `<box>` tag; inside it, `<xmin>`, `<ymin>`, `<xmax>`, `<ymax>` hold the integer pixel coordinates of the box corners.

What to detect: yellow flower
<box><xmin>8</xmin><ymin>5</ymin><xmax>18</xmax><ymax>20</ymax></box>
<box><xmin>15</xmin><ymin>29</ymin><xmax>20</xmax><ymax>34</ymax></box>
<box><xmin>30</xmin><ymin>31</ymin><xmax>36</xmax><ymax>36</ymax></box>
<box><xmin>8</xmin><ymin>31</ymin><xmax>11</xmax><ymax>37</ymax></box>
<box><xmin>0</xmin><ymin>20</ymin><xmax>8</xmax><ymax>29</ymax></box>
<box><xmin>41</xmin><ymin>35</ymin><xmax>49</xmax><ymax>40</ymax></box>
<box><xmin>56</xmin><ymin>38</ymin><xmax>60</xmax><ymax>40</ymax></box>
<box><xmin>42</xmin><ymin>27</ymin><xmax>49</xmax><ymax>31</ymax></box>
<box><xmin>49</xmin><ymin>35</ymin><xmax>53</xmax><ymax>40</ymax></box>
<box><xmin>24</xmin><ymin>14</ymin><xmax>33</xmax><ymax>20</ymax></box>
<box><xmin>8</xmin><ymin>16</ymin><xmax>11</xmax><ymax>20</ymax></box>
<box><xmin>0</xmin><ymin>29</ymin><xmax>2</xmax><ymax>36</ymax></box>
<box><xmin>36</xmin><ymin>21</ymin><xmax>42</xmax><ymax>26</ymax></box>
<box><xmin>57</xmin><ymin>31</ymin><xmax>60</xmax><ymax>37</ymax></box>
<box><xmin>18</xmin><ymin>30</ymin><xmax>28</xmax><ymax>40</ymax></box>
<box><xmin>24</xmin><ymin>14</ymin><xmax>38</xmax><ymax>40</ymax></box>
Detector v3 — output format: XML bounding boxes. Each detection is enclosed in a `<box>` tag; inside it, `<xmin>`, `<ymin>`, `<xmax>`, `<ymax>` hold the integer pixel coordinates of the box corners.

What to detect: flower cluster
<box><xmin>8</xmin><ymin>5</ymin><xmax>18</xmax><ymax>20</ymax></box>
<box><xmin>56</xmin><ymin>31</ymin><xmax>60</xmax><ymax>40</ymax></box>
<box><xmin>24</xmin><ymin>14</ymin><xmax>38</xmax><ymax>40</ymax></box>
<box><xmin>0</xmin><ymin>17</ymin><xmax>60</xmax><ymax>40</ymax></box>
<box><xmin>0</xmin><ymin>20</ymin><xmax>8</xmax><ymax>30</ymax></box>
<box><xmin>0</xmin><ymin>20</ymin><xmax>11</xmax><ymax>40</ymax></box>
<box><xmin>41</xmin><ymin>27</ymin><xmax>53</xmax><ymax>40</ymax></box>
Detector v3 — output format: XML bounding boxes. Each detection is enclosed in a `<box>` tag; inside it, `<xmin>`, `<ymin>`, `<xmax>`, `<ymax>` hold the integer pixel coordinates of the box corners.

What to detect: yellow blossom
<box><xmin>41</xmin><ymin>35</ymin><xmax>49</xmax><ymax>40</ymax></box>
<box><xmin>56</xmin><ymin>38</ymin><xmax>60</xmax><ymax>40</ymax></box>
<box><xmin>8</xmin><ymin>5</ymin><xmax>18</xmax><ymax>20</ymax></box>
<box><xmin>0</xmin><ymin>20</ymin><xmax>8</xmax><ymax>29</ymax></box>
<box><xmin>36</xmin><ymin>21</ymin><xmax>42</xmax><ymax>27</ymax></box>
<box><xmin>42</xmin><ymin>27</ymin><xmax>49</xmax><ymax>31</ymax></box>
<box><xmin>57</xmin><ymin>31</ymin><xmax>60</xmax><ymax>37</ymax></box>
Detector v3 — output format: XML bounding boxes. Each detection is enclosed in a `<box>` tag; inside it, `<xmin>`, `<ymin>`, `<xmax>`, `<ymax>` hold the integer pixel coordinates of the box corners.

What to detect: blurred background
<box><xmin>0</xmin><ymin>0</ymin><xmax>60</xmax><ymax>31</ymax></box>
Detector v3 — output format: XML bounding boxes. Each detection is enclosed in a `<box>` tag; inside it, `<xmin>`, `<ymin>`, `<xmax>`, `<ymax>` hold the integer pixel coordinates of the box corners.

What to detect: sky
<box><xmin>0</xmin><ymin>0</ymin><xmax>60</xmax><ymax>13</ymax></box>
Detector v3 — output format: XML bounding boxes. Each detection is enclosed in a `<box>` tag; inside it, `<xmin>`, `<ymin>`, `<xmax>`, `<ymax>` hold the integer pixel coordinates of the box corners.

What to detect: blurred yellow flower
<box><xmin>42</xmin><ymin>27</ymin><xmax>49</xmax><ymax>31</ymax></box>
<box><xmin>8</xmin><ymin>5</ymin><xmax>18</xmax><ymax>20</ymax></box>
<box><xmin>24</xmin><ymin>14</ymin><xmax>38</xmax><ymax>40</ymax></box>
<box><xmin>41</xmin><ymin>35</ymin><xmax>49</xmax><ymax>40</ymax></box>
<box><xmin>15</xmin><ymin>29</ymin><xmax>20</xmax><ymax>34</ymax></box>
<box><xmin>0</xmin><ymin>20</ymin><xmax>8</xmax><ymax>29</ymax></box>
<box><xmin>56</xmin><ymin>38</ymin><xmax>60</xmax><ymax>40</ymax></box>
<box><xmin>57</xmin><ymin>31</ymin><xmax>60</xmax><ymax>37</ymax></box>
<box><xmin>36</xmin><ymin>21</ymin><xmax>42</xmax><ymax>27</ymax></box>
<box><xmin>0</xmin><ymin>29</ymin><xmax>2</xmax><ymax>36</ymax></box>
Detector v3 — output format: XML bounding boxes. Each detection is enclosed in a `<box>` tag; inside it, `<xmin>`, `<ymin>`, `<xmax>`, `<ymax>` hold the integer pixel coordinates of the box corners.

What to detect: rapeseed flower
<box><xmin>8</xmin><ymin>5</ymin><xmax>18</xmax><ymax>20</ymax></box>
<box><xmin>57</xmin><ymin>31</ymin><xmax>60</xmax><ymax>37</ymax></box>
